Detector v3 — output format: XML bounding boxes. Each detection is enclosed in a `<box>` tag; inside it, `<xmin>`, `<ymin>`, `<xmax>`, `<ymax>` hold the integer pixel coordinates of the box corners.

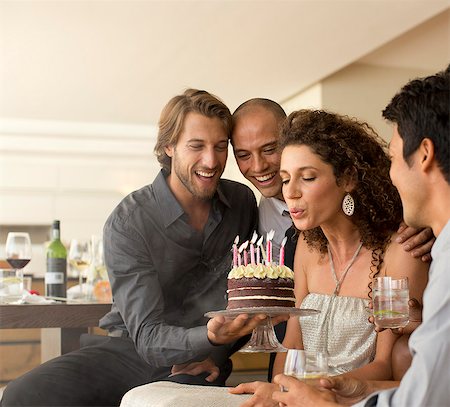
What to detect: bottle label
<box><xmin>45</xmin><ymin>272</ymin><xmax>65</xmax><ymax>284</ymax></box>
<box><xmin>46</xmin><ymin>258</ymin><xmax>66</xmax><ymax>285</ymax></box>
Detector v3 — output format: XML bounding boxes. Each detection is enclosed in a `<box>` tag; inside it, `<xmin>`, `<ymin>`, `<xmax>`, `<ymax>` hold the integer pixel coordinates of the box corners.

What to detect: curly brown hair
<box><xmin>279</xmin><ymin>109</ymin><xmax>403</xmax><ymax>256</ymax></box>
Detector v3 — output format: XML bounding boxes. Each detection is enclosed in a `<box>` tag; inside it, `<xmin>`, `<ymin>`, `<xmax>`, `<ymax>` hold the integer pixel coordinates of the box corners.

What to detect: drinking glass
<box><xmin>373</xmin><ymin>276</ymin><xmax>409</xmax><ymax>329</ymax></box>
<box><xmin>90</xmin><ymin>235</ymin><xmax>111</xmax><ymax>303</ymax></box>
<box><xmin>0</xmin><ymin>268</ymin><xmax>23</xmax><ymax>303</ymax></box>
<box><xmin>68</xmin><ymin>239</ymin><xmax>92</xmax><ymax>297</ymax></box>
<box><xmin>5</xmin><ymin>232</ymin><xmax>32</xmax><ymax>270</ymax></box>
<box><xmin>282</xmin><ymin>349</ymin><xmax>328</xmax><ymax>389</ymax></box>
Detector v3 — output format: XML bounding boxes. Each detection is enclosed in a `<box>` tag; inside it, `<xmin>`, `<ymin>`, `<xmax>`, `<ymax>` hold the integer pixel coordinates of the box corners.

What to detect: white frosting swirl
<box><xmin>228</xmin><ymin>264</ymin><xmax>294</xmax><ymax>280</ymax></box>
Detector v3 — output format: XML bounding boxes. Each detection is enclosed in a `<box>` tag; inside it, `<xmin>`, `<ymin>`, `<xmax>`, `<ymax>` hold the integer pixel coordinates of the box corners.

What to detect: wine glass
<box><xmin>68</xmin><ymin>239</ymin><xmax>91</xmax><ymax>297</ymax></box>
<box><xmin>6</xmin><ymin>232</ymin><xmax>32</xmax><ymax>270</ymax></box>
<box><xmin>90</xmin><ymin>235</ymin><xmax>111</xmax><ymax>303</ymax></box>
<box><xmin>282</xmin><ymin>349</ymin><xmax>328</xmax><ymax>390</ymax></box>
<box><xmin>4</xmin><ymin>232</ymin><xmax>31</xmax><ymax>303</ymax></box>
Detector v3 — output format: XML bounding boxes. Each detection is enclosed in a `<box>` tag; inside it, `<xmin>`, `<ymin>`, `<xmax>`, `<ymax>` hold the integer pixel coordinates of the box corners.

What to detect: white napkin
<box><xmin>67</xmin><ymin>283</ymin><xmax>94</xmax><ymax>300</ymax></box>
<box><xmin>120</xmin><ymin>382</ymin><xmax>251</xmax><ymax>407</ymax></box>
<box><xmin>21</xmin><ymin>291</ymin><xmax>55</xmax><ymax>304</ymax></box>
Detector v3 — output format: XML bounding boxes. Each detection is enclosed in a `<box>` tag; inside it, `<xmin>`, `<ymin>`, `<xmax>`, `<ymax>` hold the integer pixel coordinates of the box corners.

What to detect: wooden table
<box><xmin>0</xmin><ymin>302</ymin><xmax>111</xmax><ymax>362</ymax></box>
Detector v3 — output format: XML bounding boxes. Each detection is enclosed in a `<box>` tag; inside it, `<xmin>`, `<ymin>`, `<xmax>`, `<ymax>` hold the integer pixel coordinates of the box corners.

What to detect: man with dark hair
<box><xmin>1</xmin><ymin>89</ymin><xmax>259</xmax><ymax>406</ymax></box>
<box><xmin>272</xmin><ymin>66</ymin><xmax>450</xmax><ymax>407</ymax></box>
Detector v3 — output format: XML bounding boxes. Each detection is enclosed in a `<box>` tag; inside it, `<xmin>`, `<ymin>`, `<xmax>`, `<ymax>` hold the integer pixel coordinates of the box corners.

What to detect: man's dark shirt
<box><xmin>100</xmin><ymin>170</ymin><xmax>258</xmax><ymax>368</ymax></box>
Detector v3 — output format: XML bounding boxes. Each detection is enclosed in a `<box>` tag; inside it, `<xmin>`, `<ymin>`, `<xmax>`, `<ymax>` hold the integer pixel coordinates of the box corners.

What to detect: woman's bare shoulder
<box><xmin>384</xmin><ymin>232</ymin><xmax>429</xmax><ymax>276</ymax></box>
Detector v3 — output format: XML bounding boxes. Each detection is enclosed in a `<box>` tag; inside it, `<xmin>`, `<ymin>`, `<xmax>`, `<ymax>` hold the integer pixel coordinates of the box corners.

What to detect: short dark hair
<box><xmin>154</xmin><ymin>89</ymin><xmax>232</xmax><ymax>172</ymax></box>
<box><xmin>233</xmin><ymin>98</ymin><xmax>286</xmax><ymax>120</ymax></box>
<box><xmin>383</xmin><ymin>65</ymin><xmax>450</xmax><ymax>182</ymax></box>
<box><xmin>231</xmin><ymin>99</ymin><xmax>287</xmax><ymax>145</ymax></box>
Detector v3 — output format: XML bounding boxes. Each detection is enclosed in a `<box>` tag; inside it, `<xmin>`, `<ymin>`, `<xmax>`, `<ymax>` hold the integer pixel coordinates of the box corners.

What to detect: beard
<box><xmin>172</xmin><ymin>153</ymin><xmax>219</xmax><ymax>201</ymax></box>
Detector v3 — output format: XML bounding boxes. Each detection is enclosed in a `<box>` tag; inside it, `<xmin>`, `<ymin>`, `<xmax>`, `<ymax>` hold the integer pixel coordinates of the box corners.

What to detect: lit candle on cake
<box><xmin>250</xmin><ymin>231</ymin><xmax>257</xmax><ymax>265</ymax></box>
<box><xmin>280</xmin><ymin>236</ymin><xmax>287</xmax><ymax>266</ymax></box>
<box><xmin>233</xmin><ymin>235</ymin><xmax>239</xmax><ymax>268</ymax></box>
<box><xmin>239</xmin><ymin>241</ymin><xmax>249</xmax><ymax>266</ymax></box>
<box><xmin>256</xmin><ymin>235</ymin><xmax>264</xmax><ymax>264</ymax></box>
<box><xmin>266</xmin><ymin>230</ymin><xmax>275</xmax><ymax>264</ymax></box>
<box><xmin>257</xmin><ymin>235</ymin><xmax>266</xmax><ymax>264</ymax></box>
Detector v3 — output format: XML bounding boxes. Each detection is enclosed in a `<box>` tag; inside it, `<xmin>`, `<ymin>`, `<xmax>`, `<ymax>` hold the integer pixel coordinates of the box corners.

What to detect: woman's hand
<box><xmin>368</xmin><ymin>298</ymin><xmax>423</xmax><ymax>335</ymax></box>
<box><xmin>170</xmin><ymin>357</ymin><xmax>219</xmax><ymax>382</ymax></box>
<box><xmin>229</xmin><ymin>381</ymin><xmax>279</xmax><ymax>407</ymax></box>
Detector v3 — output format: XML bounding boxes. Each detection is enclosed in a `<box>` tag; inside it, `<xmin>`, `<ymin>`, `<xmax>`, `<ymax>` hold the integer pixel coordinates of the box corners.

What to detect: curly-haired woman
<box><xmin>231</xmin><ymin>110</ymin><xmax>428</xmax><ymax>407</ymax></box>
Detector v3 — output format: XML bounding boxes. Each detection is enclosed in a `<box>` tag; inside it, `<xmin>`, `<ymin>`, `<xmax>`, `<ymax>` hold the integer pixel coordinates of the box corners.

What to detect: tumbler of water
<box><xmin>373</xmin><ymin>276</ymin><xmax>409</xmax><ymax>329</ymax></box>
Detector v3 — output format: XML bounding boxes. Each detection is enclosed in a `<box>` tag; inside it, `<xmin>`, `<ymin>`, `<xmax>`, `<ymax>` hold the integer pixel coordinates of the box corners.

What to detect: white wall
<box><xmin>321</xmin><ymin>63</ymin><xmax>434</xmax><ymax>141</ymax></box>
<box><xmin>281</xmin><ymin>83</ymin><xmax>323</xmax><ymax>114</ymax></box>
<box><xmin>0</xmin><ymin>119</ymin><xmax>160</xmax><ymax>275</ymax></box>
<box><xmin>0</xmin><ymin>118</ymin><xmax>158</xmax><ymax>232</ymax></box>
<box><xmin>281</xmin><ymin>63</ymin><xmax>437</xmax><ymax>142</ymax></box>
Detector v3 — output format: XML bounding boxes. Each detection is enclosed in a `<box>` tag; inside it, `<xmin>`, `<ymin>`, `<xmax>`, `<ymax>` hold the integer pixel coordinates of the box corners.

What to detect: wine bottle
<box><xmin>45</xmin><ymin>220</ymin><xmax>67</xmax><ymax>298</ymax></box>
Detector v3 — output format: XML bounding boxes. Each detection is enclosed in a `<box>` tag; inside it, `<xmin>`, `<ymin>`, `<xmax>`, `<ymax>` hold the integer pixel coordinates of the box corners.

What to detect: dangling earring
<box><xmin>342</xmin><ymin>193</ymin><xmax>355</xmax><ymax>216</ymax></box>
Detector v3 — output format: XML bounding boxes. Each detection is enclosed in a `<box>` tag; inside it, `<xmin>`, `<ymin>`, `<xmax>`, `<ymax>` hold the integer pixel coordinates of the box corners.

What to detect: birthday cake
<box><xmin>226</xmin><ymin>264</ymin><xmax>295</xmax><ymax>309</ymax></box>
<box><xmin>226</xmin><ymin>232</ymin><xmax>295</xmax><ymax>309</ymax></box>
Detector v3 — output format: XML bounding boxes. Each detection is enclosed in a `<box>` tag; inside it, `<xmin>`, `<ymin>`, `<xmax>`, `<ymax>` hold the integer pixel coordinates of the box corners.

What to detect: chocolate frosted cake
<box><xmin>227</xmin><ymin>264</ymin><xmax>295</xmax><ymax>309</ymax></box>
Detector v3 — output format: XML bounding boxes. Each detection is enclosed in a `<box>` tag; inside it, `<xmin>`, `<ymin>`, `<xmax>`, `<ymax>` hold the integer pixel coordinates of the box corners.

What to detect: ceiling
<box><xmin>0</xmin><ymin>0</ymin><xmax>449</xmax><ymax>125</ymax></box>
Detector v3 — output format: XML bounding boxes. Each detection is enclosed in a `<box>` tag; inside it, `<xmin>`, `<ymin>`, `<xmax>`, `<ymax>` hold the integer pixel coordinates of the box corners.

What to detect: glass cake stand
<box><xmin>205</xmin><ymin>306</ymin><xmax>319</xmax><ymax>353</ymax></box>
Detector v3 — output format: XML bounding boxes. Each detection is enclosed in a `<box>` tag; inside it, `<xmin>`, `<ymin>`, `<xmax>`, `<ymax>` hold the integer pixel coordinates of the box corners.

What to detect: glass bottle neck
<box><xmin>52</xmin><ymin>228</ymin><xmax>61</xmax><ymax>240</ymax></box>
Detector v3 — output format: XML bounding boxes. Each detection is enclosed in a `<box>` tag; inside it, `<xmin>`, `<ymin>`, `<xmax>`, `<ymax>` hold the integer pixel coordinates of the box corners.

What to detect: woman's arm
<box><xmin>342</xmin><ymin>327</ymin><xmax>396</xmax><ymax>380</ymax></box>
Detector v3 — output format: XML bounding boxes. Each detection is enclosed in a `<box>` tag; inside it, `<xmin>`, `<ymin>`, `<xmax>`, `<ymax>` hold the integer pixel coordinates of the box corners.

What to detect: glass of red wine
<box><xmin>4</xmin><ymin>232</ymin><xmax>31</xmax><ymax>303</ymax></box>
<box><xmin>6</xmin><ymin>232</ymin><xmax>32</xmax><ymax>270</ymax></box>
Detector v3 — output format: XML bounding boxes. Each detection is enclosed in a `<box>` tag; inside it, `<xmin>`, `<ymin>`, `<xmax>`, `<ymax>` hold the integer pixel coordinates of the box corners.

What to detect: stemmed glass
<box><xmin>68</xmin><ymin>239</ymin><xmax>92</xmax><ymax>297</ymax></box>
<box><xmin>6</xmin><ymin>232</ymin><xmax>32</xmax><ymax>270</ymax></box>
<box><xmin>90</xmin><ymin>235</ymin><xmax>111</xmax><ymax>303</ymax></box>
<box><xmin>4</xmin><ymin>232</ymin><xmax>32</xmax><ymax>303</ymax></box>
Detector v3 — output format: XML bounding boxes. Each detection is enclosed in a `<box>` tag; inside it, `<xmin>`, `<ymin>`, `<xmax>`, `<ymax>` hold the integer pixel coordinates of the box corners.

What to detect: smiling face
<box><xmin>280</xmin><ymin>144</ymin><xmax>350</xmax><ymax>231</ymax></box>
<box><xmin>165</xmin><ymin>112</ymin><xmax>228</xmax><ymax>202</ymax></box>
<box><xmin>232</xmin><ymin>107</ymin><xmax>283</xmax><ymax>200</ymax></box>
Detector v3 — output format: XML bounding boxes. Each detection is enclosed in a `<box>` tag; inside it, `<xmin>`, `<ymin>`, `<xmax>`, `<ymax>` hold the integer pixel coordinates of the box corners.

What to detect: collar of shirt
<box><xmin>153</xmin><ymin>169</ymin><xmax>231</xmax><ymax>229</ymax></box>
<box><xmin>267</xmin><ymin>196</ymin><xmax>289</xmax><ymax>216</ymax></box>
<box><xmin>431</xmin><ymin>219</ymin><xmax>450</xmax><ymax>260</ymax></box>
